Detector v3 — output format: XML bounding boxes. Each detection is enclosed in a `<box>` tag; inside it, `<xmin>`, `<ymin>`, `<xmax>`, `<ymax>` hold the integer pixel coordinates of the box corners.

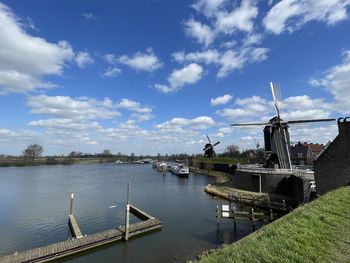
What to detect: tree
<box><xmin>102</xmin><ymin>149</ymin><xmax>112</xmax><ymax>157</ymax></box>
<box><xmin>225</xmin><ymin>145</ymin><xmax>240</xmax><ymax>157</ymax></box>
<box><xmin>23</xmin><ymin>144</ymin><xmax>43</xmax><ymax>161</ymax></box>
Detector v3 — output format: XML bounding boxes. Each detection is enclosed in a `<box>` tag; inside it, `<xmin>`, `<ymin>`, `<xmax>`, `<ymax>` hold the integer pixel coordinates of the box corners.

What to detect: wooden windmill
<box><xmin>231</xmin><ymin>82</ymin><xmax>335</xmax><ymax>169</ymax></box>
<box><xmin>203</xmin><ymin>134</ymin><xmax>220</xmax><ymax>158</ymax></box>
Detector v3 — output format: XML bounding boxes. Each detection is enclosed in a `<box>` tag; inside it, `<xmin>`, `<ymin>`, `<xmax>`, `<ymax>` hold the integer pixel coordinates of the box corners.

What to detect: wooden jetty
<box><xmin>0</xmin><ymin>218</ymin><xmax>161</xmax><ymax>263</ymax></box>
<box><xmin>0</xmin><ymin>189</ymin><xmax>162</xmax><ymax>263</ymax></box>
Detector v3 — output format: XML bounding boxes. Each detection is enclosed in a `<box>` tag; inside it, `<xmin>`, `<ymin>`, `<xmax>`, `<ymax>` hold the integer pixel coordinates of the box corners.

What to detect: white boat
<box><xmin>170</xmin><ymin>163</ymin><xmax>189</xmax><ymax>177</ymax></box>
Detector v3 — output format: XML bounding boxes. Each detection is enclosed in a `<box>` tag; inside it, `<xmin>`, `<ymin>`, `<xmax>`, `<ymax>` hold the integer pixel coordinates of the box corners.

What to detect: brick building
<box><xmin>314</xmin><ymin>117</ymin><xmax>350</xmax><ymax>195</ymax></box>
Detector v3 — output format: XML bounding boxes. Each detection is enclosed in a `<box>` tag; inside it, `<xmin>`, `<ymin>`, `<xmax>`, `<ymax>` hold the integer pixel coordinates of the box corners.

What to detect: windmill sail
<box><xmin>231</xmin><ymin>82</ymin><xmax>336</xmax><ymax>170</ymax></box>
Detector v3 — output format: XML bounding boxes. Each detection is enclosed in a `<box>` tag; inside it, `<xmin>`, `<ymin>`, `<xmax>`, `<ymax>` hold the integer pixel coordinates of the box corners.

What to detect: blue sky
<box><xmin>0</xmin><ymin>0</ymin><xmax>349</xmax><ymax>155</ymax></box>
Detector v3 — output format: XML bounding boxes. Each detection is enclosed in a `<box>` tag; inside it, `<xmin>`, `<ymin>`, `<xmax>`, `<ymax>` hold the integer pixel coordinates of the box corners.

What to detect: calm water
<box><xmin>0</xmin><ymin>163</ymin><xmax>259</xmax><ymax>262</ymax></box>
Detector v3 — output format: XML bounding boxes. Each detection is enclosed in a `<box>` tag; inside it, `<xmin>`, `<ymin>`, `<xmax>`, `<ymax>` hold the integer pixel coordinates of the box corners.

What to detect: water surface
<box><xmin>0</xmin><ymin>163</ymin><xmax>258</xmax><ymax>262</ymax></box>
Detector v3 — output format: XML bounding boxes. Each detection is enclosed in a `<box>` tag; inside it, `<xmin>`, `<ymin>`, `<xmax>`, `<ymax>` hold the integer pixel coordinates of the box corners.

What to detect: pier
<box><xmin>0</xmin><ymin>187</ymin><xmax>162</xmax><ymax>263</ymax></box>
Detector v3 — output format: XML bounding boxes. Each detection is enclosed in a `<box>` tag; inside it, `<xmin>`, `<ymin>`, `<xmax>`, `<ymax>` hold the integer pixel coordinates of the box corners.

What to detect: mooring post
<box><xmin>69</xmin><ymin>193</ymin><xmax>74</xmax><ymax>215</ymax></box>
<box><xmin>233</xmin><ymin>206</ymin><xmax>237</xmax><ymax>232</ymax></box>
<box><xmin>251</xmin><ymin>208</ymin><xmax>255</xmax><ymax>231</ymax></box>
<box><xmin>124</xmin><ymin>182</ymin><xmax>130</xmax><ymax>241</ymax></box>
<box><xmin>282</xmin><ymin>199</ymin><xmax>286</xmax><ymax>213</ymax></box>
<box><xmin>216</xmin><ymin>205</ymin><xmax>220</xmax><ymax>230</ymax></box>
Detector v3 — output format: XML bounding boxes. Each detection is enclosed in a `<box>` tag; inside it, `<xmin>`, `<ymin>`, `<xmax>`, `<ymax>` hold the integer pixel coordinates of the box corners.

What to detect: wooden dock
<box><xmin>68</xmin><ymin>214</ymin><xmax>83</xmax><ymax>239</ymax></box>
<box><xmin>0</xmin><ymin>219</ymin><xmax>161</xmax><ymax>263</ymax></box>
<box><xmin>0</xmin><ymin>204</ymin><xmax>162</xmax><ymax>263</ymax></box>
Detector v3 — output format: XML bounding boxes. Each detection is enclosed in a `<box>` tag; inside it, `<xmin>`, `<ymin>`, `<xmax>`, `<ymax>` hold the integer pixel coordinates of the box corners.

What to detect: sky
<box><xmin>0</xmin><ymin>0</ymin><xmax>349</xmax><ymax>156</ymax></box>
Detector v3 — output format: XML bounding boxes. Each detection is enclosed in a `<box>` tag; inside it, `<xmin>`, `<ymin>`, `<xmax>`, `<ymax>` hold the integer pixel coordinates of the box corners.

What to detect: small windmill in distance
<box><xmin>231</xmin><ymin>82</ymin><xmax>336</xmax><ymax>169</ymax></box>
<box><xmin>203</xmin><ymin>134</ymin><xmax>220</xmax><ymax>158</ymax></box>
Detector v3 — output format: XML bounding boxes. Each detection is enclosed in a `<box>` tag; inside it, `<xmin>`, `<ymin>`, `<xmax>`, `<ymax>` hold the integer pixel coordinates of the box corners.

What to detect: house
<box><xmin>314</xmin><ymin>117</ymin><xmax>350</xmax><ymax>195</ymax></box>
<box><xmin>290</xmin><ymin>142</ymin><xmax>325</xmax><ymax>166</ymax></box>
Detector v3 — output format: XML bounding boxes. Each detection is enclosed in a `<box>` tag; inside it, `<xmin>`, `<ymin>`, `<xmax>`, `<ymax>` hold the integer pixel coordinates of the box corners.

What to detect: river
<box><xmin>0</xmin><ymin>163</ymin><xmax>259</xmax><ymax>262</ymax></box>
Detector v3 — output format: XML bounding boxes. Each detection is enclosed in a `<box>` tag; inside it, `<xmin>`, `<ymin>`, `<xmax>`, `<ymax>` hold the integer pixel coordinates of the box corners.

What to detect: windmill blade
<box><xmin>203</xmin><ymin>145</ymin><xmax>212</xmax><ymax>152</ymax></box>
<box><xmin>231</xmin><ymin>122</ymin><xmax>269</xmax><ymax>126</ymax></box>
<box><xmin>213</xmin><ymin>141</ymin><xmax>220</xmax><ymax>147</ymax></box>
<box><xmin>270</xmin><ymin>82</ymin><xmax>281</xmax><ymax>120</ymax></box>
<box><xmin>287</xmin><ymin>118</ymin><xmax>336</xmax><ymax>125</ymax></box>
<box><xmin>206</xmin><ymin>134</ymin><xmax>211</xmax><ymax>143</ymax></box>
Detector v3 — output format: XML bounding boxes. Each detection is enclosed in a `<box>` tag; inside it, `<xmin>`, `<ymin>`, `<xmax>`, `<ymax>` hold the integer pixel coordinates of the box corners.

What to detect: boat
<box><xmin>152</xmin><ymin>161</ymin><xmax>168</xmax><ymax>173</ymax></box>
<box><xmin>170</xmin><ymin>163</ymin><xmax>189</xmax><ymax>177</ymax></box>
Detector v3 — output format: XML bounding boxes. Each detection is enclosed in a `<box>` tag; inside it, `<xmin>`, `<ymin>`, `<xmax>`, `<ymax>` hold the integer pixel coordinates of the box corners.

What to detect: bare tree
<box><xmin>102</xmin><ymin>149</ymin><xmax>112</xmax><ymax>157</ymax></box>
<box><xmin>225</xmin><ymin>145</ymin><xmax>240</xmax><ymax>157</ymax></box>
<box><xmin>23</xmin><ymin>144</ymin><xmax>43</xmax><ymax>162</ymax></box>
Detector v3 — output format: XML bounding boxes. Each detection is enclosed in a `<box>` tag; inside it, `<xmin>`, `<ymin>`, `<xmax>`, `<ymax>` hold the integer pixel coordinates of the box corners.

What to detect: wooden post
<box><xmin>216</xmin><ymin>205</ymin><xmax>220</xmax><ymax>230</ymax></box>
<box><xmin>251</xmin><ymin>208</ymin><xmax>255</xmax><ymax>231</ymax></box>
<box><xmin>124</xmin><ymin>182</ymin><xmax>130</xmax><ymax>241</ymax></box>
<box><xmin>282</xmin><ymin>199</ymin><xmax>286</xmax><ymax>213</ymax></box>
<box><xmin>69</xmin><ymin>193</ymin><xmax>74</xmax><ymax>215</ymax></box>
<box><xmin>233</xmin><ymin>206</ymin><xmax>237</xmax><ymax>232</ymax></box>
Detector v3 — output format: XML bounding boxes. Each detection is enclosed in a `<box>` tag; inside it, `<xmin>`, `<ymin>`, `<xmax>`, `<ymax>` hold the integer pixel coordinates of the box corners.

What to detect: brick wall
<box><xmin>314</xmin><ymin>118</ymin><xmax>350</xmax><ymax>195</ymax></box>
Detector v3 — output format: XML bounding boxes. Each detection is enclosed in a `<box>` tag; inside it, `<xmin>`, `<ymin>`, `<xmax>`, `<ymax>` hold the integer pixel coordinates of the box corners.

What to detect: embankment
<box><xmin>199</xmin><ymin>186</ymin><xmax>350</xmax><ymax>263</ymax></box>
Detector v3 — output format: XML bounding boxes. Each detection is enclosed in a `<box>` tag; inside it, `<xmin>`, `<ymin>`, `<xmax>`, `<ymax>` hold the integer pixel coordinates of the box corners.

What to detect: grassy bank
<box><xmin>193</xmin><ymin>157</ymin><xmax>244</xmax><ymax>164</ymax></box>
<box><xmin>200</xmin><ymin>186</ymin><xmax>350</xmax><ymax>263</ymax></box>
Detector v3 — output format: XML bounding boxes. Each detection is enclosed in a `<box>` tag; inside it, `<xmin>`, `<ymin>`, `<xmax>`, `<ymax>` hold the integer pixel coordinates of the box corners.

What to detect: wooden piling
<box><xmin>69</xmin><ymin>193</ymin><xmax>74</xmax><ymax>215</ymax></box>
<box><xmin>124</xmin><ymin>182</ymin><xmax>131</xmax><ymax>241</ymax></box>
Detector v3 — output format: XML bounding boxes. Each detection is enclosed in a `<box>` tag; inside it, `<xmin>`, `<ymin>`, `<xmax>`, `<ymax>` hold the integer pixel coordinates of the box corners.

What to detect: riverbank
<box><xmin>198</xmin><ymin>186</ymin><xmax>350</xmax><ymax>262</ymax></box>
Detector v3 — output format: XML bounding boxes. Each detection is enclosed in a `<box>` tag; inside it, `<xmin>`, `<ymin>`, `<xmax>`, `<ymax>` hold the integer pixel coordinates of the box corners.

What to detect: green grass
<box><xmin>200</xmin><ymin>186</ymin><xmax>350</xmax><ymax>263</ymax></box>
<box><xmin>193</xmin><ymin>157</ymin><xmax>246</xmax><ymax>164</ymax></box>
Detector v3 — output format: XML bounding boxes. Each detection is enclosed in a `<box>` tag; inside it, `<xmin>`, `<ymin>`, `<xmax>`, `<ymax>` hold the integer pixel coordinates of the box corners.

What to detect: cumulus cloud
<box><xmin>102</xmin><ymin>67</ymin><xmax>122</xmax><ymax>78</ymax></box>
<box><xmin>27</xmin><ymin>95</ymin><xmax>120</xmax><ymax>120</ymax></box>
<box><xmin>215</xmin><ymin>0</ymin><xmax>258</xmax><ymax>34</ymax></box>
<box><xmin>172</xmin><ymin>49</ymin><xmax>220</xmax><ymax>64</ymax></box>
<box><xmin>184</xmin><ymin>18</ymin><xmax>216</xmax><ymax>47</ymax></box>
<box><xmin>104</xmin><ymin>48</ymin><xmax>162</xmax><ymax>72</ymax></box>
<box><xmin>172</xmin><ymin>47</ymin><xmax>267</xmax><ymax>78</ymax></box>
<box><xmin>29</xmin><ymin>118</ymin><xmax>101</xmax><ymax>131</ymax></box>
<box><xmin>217</xmin><ymin>47</ymin><xmax>268</xmax><ymax>77</ymax></box>
<box><xmin>263</xmin><ymin>0</ymin><xmax>350</xmax><ymax>34</ymax></box>
<box><xmin>211</xmin><ymin>94</ymin><xmax>233</xmax><ymax>106</ymax></box>
<box><xmin>75</xmin><ymin>51</ymin><xmax>94</xmax><ymax>68</ymax></box>
<box><xmin>154</xmin><ymin>63</ymin><xmax>203</xmax><ymax>93</ymax></box>
<box><xmin>156</xmin><ymin>116</ymin><xmax>215</xmax><ymax>130</ymax></box>
<box><xmin>192</xmin><ymin>0</ymin><xmax>228</xmax><ymax>17</ymax></box>
<box><xmin>0</xmin><ymin>2</ymin><xmax>74</xmax><ymax>95</ymax></box>
<box><xmin>309</xmin><ymin>50</ymin><xmax>350</xmax><ymax>113</ymax></box>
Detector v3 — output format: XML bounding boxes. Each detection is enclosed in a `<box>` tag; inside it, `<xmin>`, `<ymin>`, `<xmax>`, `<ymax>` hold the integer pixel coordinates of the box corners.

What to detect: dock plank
<box><xmin>0</xmin><ymin>205</ymin><xmax>162</xmax><ymax>263</ymax></box>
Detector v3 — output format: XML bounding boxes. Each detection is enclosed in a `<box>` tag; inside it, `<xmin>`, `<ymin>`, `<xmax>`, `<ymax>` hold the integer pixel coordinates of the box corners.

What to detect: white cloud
<box><xmin>102</xmin><ymin>67</ymin><xmax>122</xmax><ymax>78</ymax></box>
<box><xmin>217</xmin><ymin>47</ymin><xmax>268</xmax><ymax>77</ymax></box>
<box><xmin>184</xmin><ymin>18</ymin><xmax>216</xmax><ymax>47</ymax></box>
<box><xmin>215</xmin><ymin>0</ymin><xmax>258</xmax><ymax>34</ymax></box>
<box><xmin>168</xmin><ymin>63</ymin><xmax>203</xmax><ymax>88</ymax></box>
<box><xmin>117</xmin><ymin>48</ymin><xmax>163</xmax><ymax>72</ymax></box>
<box><xmin>82</xmin><ymin>12</ymin><xmax>97</xmax><ymax>20</ymax></box>
<box><xmin>192</xmin><ymin>0</ymin><xmax>228</xmax><ymax>17</ymax></box>
<box><xmin>156</xmin><ymin>116</ymin><xmax>215</xmax><ymax>130</ymax></box>
<box><xmin>172</xmin><ymin>49</ymin><xmax>220</xmax><ymax>64</ymax></box>
<box><xmin>172</xmin><ymin>47</ymin><xmax>268</xmax><ymax>78</ymax></box>
<box><xmin>211</xmin><ymin>94</ymin><xmax>233</xmax><ymax>106</ymax></box>
<box><xmin>154</xmin><ymin>63</ymin><xmax>203</xmax><ymax>93</ymax></box>
<box><xmin>217</xmin><ymin>96</ymin><xmax>271</xmax><ymax>120</ymax></box>
<box><xmin>0</xmin><ymin>3</ymin><xmax>74</xmax><ymax>94</ymax></box>
<box><xmin>310</xmin><ymin>50</ymin><xmax>350</xmax><ymax>113</ymax></box>
<box><xmin>28</xmin><ymin>118</ymin><xmax>101</xmax><ymax>131</ymax></box>
<box><xmin>75</xmin><ymin>51</ymin><xmax>94</xmax><ymax>68</ymax></box>
<box><xmin>27</xmin><ymin>95</ymin><xmax>120</xmax><ymax>120</ymax></box>
<box><xmin>263</xmin><ymin>0</ymin><xmax>350</xmax><ymax>34</ymax></box>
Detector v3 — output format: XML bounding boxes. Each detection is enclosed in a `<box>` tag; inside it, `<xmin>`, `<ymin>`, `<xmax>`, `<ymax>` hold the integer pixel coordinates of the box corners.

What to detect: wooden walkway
<box><xmin>68</xmin><ymin>214</ymin><xmax>83</xmax><ymax>239</ymax></box>
<box><xmin>0</xmin><ymin>219</ymin><xmax>161</xmax><ymax>263</ymax></box>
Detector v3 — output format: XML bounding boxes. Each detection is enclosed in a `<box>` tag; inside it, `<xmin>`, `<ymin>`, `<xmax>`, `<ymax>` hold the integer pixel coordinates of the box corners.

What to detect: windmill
<box><xmin>203</xmin><ymin>134</ymin><xmax>220</xmax><ymax>158</ymax></box>
<box><xmin>231</xmin><ymin>82</ymin><xmax>335</xmax><ymax>169</ymax></box>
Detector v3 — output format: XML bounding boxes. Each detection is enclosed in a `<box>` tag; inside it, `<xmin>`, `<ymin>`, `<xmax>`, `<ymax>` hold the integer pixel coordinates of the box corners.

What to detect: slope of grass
<box><xmin>200</xmin><ymin>186</ymin><xmax>350</xmax><ymax>263</ymax></box>
<box><xmin>193</xmin><ymin>157</ymin><xmax>245</xmax><ymax>164</ymax></box>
